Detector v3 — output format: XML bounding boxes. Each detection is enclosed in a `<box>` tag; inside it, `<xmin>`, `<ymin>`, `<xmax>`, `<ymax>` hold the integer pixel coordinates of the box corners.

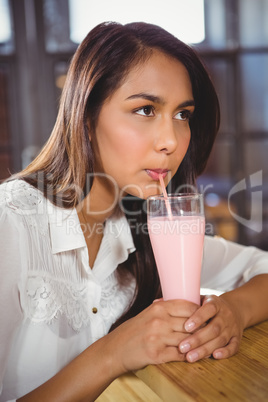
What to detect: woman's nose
<box><xmin>154</xmin><ymin>120</ymin><xmax>178</xmax><ymax>154</ymax></box>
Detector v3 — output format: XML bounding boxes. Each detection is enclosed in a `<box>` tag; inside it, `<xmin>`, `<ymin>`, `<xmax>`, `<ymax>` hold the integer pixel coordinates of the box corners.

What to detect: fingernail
<box><xmin>185</xmin><ymin>320</ymin><xmax>195</xmax><ymax>332</ymax></box>
<box><xmin>214</xmin><ymin>351</ymin><xmax>223</xmax><ymax>359</ymax></box>
<box><xmin>187</xmin><ymin>352</ymin><xmax>199</xmax><ymax>362</ymax></box>
<box><xmin>203</xmin><ymin>296</ymin><xmax>214</xmax><ymax>304</ymax></box>
<box><xmin>179</xmin><ymin>342</ymin><xmax>191</xmax><ymax>353</ymax></box>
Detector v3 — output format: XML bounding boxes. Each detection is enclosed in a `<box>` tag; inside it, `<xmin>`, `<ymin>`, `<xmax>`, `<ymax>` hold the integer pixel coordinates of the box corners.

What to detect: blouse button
<box><xmin>92</xmin><ymin>307</ymin><xmax>98</xmax><ymax>314</ymax></box>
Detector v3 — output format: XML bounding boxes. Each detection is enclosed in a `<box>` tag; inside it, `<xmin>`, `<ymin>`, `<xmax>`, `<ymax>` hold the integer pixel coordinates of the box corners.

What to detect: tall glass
<box><xmin>147</xmin><ymin>193</ymin><xmax>205</xmax><ymax>305</ymax></box>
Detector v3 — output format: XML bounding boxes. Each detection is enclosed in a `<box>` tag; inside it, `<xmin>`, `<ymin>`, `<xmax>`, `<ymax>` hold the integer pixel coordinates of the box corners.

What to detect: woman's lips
<box><xmin>145</xmin><ymin>169</ymin><xmax>169</xmax><ymax>181</ymax></box>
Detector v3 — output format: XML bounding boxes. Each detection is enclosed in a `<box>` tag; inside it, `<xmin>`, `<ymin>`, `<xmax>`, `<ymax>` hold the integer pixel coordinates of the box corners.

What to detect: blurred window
<box><xmin>239</xmin><ymin>0</ymin><xmax>268</xmax><ymax>47</ymax></box>
<box><xmin>68</xmin><ymin>0</ymin><xmax>205</xmax><ymax>44</ymax></box>
<box><xmin>245</xmin><ymin>141</ymin><xmax>268</xmax><ymax>182</ymax></box>
<box><xmin>44</xmin><ymin>0</ymin><xmax>205</xmax><ymax>53</ymax></box>
<box><xmin>203</xmin><ymin>0</ymin><xmax>227</xmax><ymax>48</ymax></box>
<box><xmin>201</xmin><ymin>140</ymin><xmax>234</xmax><ymax>181</ymax></box>
<box><xmin>0</xmin><ymin>0</ymin><xmax>14</xmax><ymax>54</ymax></box>
<box><xmin>240</xmin><ymin>54</ymin><xmax>268</xmax><ymax>132</ymax></box>
<box><xmin>204</xmin><ymin>58</ymin><xmax>236</xmax><ymax>134</ymax></box>
<box><xmin>43</xmin><ymin>0</ymin><xmax>73</xmax><ymax>53</ymax></box>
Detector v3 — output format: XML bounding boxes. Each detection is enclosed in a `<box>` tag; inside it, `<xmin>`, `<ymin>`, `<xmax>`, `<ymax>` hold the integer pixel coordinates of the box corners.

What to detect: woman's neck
<box><xmin>78</xmin><ymin>176</ymin><xmax>120</xmax><ymax>224</ymax></box>
<box><xmin>76</xmin><ymin>176</ymin><xmax>121</xmax><ymax>268</ymax></box>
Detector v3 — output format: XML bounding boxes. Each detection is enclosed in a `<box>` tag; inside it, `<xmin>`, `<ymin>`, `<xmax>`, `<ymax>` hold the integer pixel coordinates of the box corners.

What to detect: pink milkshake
<box><xmin>148</xmin><ymin>215</ymin><xmax>205</xmax><ymax>304</ymax></box>
<box><xmin>147</xmin><ymin>193</ymin><xmax>205</xmax><ymax>305</ymax></box>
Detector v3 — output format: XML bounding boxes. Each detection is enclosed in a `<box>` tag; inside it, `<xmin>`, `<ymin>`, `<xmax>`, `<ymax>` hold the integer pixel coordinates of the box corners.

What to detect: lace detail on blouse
<box><xmin>1</xmin><ymin>180</ymin><xmax>48</xmax><ymax>235</ymax></box>
<box><xmin>100</xmin><ymin>273</ymin><xmax>136</xmax><ymax>322</ymax></box>
<box><xmin>25</xmin><ymin>272</ymin><xmax>135</xmax><ymax>332</ymax></box>
<box><xmin>2</xmin><ymin>180</ymin><xmax>43</xmax><ymax>211</ymax></box>
<box><xmin>1</xmin><ymin>179</ymin><xmax>136</xmax><ymax>335</ymax></box>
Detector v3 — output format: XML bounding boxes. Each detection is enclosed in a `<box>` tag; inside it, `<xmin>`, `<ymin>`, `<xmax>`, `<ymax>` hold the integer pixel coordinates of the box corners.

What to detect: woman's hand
<box><xmin>105</xmin><ymin>299</ymin><xmax>199</xmax><ymax>373</ymax></box>
<box><xmin>178</xmin><ymin>294</ymin><xmax>244</xmax><ymax>363</ymax></box>
<box><xmin>18</xmin><ymin>300</ymin><xmax>199</xmax><ymax>402</ymax></box>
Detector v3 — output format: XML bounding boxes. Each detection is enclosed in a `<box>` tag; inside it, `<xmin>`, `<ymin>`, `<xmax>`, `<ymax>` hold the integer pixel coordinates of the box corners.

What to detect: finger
<box><xmin>185</xmin><ymin>334</ymin><xmax>229</xmax><ymax>363</ymax></box>
<box><xmin>184</xmin><ymin>296</ymin><xmax>220</xmax><ymax>332</ymax></box>
<box><xmin>150</xmin><ymin>299</ymin><xmax>199</xmax><ymax>320</ymax></box>
<box><xmin>183</xmin><ymin>327</ymin><xmax>240</xmax><ymax>363</ymax></box>
<box><xmin>212</xmin><ymin>336</ymin><xmax>240</xmax><ymax>360</ymax></box>
<box><xmin>179</xmin><ymin>319</ymin><xmax>228</xmax><ymax>354</ymax></box>
<box><xmin>166</xmin><ymin>299</ymin><xmax>199</xmax><ymax>318</ymax></box>
<box><xmin>200</xmin><ymin>295</ymin><xmax>206</xmax><ymax>303</ymax></box>
<box><xmin>160</xmin><ymin>346</ymin><xmax>186</xmax><ymax>363</ymax></box>
<box><xmin>169</xmin><ymin>316</ymin><xmax>191</xmax><ymax>333</ymax></box>
<box><xmin>155</xmin><ymin>313</ymin><xmax>194</xmax><ymax>335</ymax></box>
<box><xmin>166</xmin><ymin>331</ymin><xmax>191</xmax><ymax>347</ymax></box>
<box><xmin>153</xmin><ymin>298</ymin><xmax>163</xmax><ymax>303</ymax></box>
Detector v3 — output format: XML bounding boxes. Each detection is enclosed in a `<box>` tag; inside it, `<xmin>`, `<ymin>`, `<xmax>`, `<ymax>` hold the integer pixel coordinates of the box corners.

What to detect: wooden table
<box><xmin>134</xmin><ymin>320</ymin><xmax>268</xmax><ymax>401</ymax></box>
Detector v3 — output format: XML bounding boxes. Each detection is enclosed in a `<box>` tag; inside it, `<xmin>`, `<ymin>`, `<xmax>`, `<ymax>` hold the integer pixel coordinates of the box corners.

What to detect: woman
<box><xmin>0</xmin><ymin>22</ymin><xmax>268</xmax><ymax>401</ymax></box>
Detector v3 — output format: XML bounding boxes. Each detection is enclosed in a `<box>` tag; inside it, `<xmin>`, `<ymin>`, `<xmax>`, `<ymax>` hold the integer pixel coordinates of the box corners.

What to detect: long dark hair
<box><xmin>17</xmin><ymin>21</ymin><xmax>220</xmax><ymax>329</ymax></box>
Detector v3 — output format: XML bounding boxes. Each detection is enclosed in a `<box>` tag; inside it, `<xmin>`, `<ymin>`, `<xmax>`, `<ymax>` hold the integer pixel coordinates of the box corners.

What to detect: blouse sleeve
<box><xmin>0</xmin><ymin>203</ymin><xmax>23</xmax><ymax>394</ymax></box>
<box><xmin>201</xmin><ymin>235</ymin><xmax>268</xmax><ymax>292</ymax></box>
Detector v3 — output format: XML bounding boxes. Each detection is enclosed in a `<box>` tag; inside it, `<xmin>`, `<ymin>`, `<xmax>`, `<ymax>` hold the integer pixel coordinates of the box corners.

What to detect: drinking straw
<box><xmin>159</xmin><ymin>174</ymin><xmax>173</xmax><ymax>220</ymax></box>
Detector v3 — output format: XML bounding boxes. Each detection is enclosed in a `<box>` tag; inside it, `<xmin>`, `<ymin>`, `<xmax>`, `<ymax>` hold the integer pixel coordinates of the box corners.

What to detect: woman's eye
<box><xmin>174</xmin><ymin>110</ymin><xmax>193</xmax><ymax>121</ymax></box>
<box><xmin>135</xmin><ymin>105</ymin><xmax>154</xmax><ymax>116</ymax></box>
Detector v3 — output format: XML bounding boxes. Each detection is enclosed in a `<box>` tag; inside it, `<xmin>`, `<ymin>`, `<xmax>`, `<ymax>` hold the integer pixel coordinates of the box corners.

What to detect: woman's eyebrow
<box><xmin>125</xmin><ymin>93</ymin><xmax>165</xmax><ymax>104</ymax></box>
<box><xmin>178</xmin><ymin>100</ymin><xmax>195</xmax><ymax>108</ymax></box>
<box><xmin>125</xmin><ymin>92</ymin><xmax>195</xmax><ymax>108</ymax></box>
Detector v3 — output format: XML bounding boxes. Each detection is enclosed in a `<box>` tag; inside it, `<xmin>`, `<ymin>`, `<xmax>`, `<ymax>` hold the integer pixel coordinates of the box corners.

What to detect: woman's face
<box><xmin>93</xmin><ymin>50</ymin><xmax>194</xmax><ymax>200</ymax></box>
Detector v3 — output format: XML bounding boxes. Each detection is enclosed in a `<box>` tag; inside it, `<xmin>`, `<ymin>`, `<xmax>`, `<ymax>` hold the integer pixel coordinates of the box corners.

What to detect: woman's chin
<box><xmin>124</xmin><ymin>187</ymin><xmax>162</xmax><ymax>200</ymax></box>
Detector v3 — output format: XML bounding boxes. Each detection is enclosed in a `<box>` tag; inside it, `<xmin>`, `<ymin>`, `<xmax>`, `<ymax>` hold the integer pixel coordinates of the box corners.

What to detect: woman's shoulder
<box><xmin>0</xmin><ymin>179</ymin><xmax>46</xmax><ymax>214</ymax></box>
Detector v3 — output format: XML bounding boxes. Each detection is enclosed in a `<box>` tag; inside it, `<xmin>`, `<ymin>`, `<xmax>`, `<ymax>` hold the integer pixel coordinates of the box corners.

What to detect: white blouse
<box><xmin>0</xmin><ymin>180</ymin><xmax>268</xmax><ymax>401</ymax></box>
